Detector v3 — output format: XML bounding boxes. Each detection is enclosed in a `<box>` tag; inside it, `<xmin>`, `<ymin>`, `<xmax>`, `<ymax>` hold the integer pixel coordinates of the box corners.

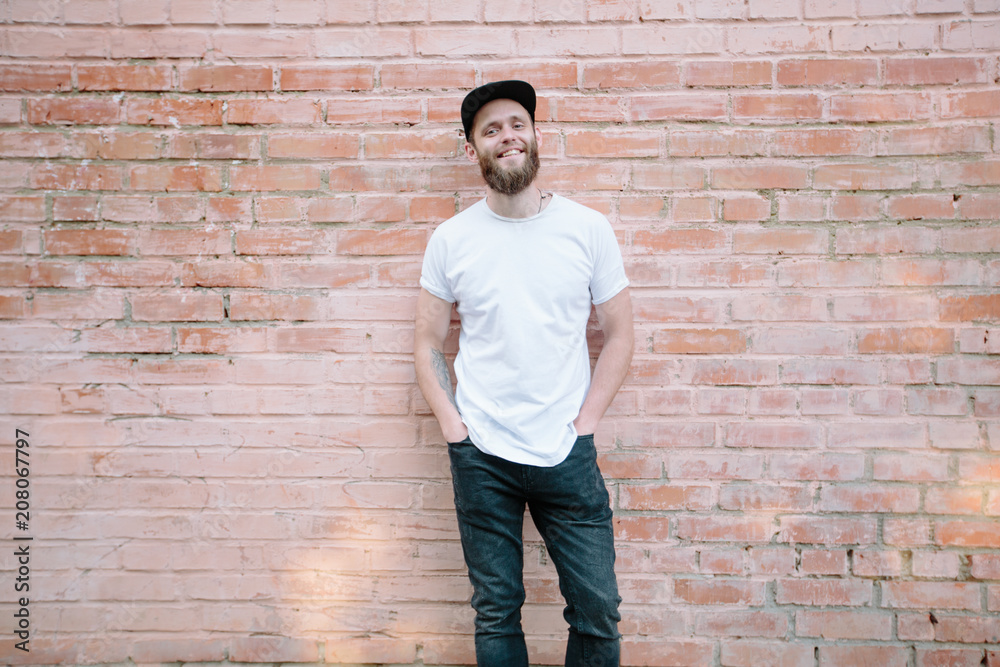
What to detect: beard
<box><xmin>477</xmin><ymin>139</ymin><xmax>540</xmax><ymax>196</ymax></box>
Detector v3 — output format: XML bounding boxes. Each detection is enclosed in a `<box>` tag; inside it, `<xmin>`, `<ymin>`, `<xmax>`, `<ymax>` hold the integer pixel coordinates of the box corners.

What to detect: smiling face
<box><xmin>465</xmin><ymin>98</ymin><xmax>542</xmax><ymax>196</ymax></box>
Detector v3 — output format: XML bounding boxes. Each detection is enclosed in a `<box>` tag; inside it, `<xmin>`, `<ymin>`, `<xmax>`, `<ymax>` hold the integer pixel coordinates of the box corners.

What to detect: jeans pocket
<box><xmin>447</xmin><ymin>436</ymin><xmax>473</xmax><ymax>446</ymax></box>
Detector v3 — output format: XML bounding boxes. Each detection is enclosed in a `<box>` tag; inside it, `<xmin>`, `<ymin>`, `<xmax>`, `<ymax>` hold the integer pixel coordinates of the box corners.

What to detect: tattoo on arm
<box><xmin>431</xmin><ymin>348</ymin><xmax>458</xmax><ymax>409</ymax></box>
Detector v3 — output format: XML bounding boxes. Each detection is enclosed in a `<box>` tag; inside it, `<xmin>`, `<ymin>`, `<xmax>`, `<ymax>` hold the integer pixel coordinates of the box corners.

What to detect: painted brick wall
<box><xmin>1</xmin><ymin>0</ymin><xmax>999</xmax><ymax>665</ymax></box>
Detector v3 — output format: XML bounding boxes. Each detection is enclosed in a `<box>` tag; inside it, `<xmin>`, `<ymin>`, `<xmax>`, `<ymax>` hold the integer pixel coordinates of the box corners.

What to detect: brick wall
<box><xmin>1</xmin><ymin>0</ymin><xmax>999</xmax><ymax>665</ymax></box>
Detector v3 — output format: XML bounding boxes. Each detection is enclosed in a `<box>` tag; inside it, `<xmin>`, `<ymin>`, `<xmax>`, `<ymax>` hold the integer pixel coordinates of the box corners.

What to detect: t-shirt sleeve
<box><xmin>419</xmin><ymin>228</ymin><xmax>456</xmax><ymax>303</ymax></box>
<box><xmin>590</xmin><ymin>217</ymin><xmax>629</xmax><ymax>305</ymax></box>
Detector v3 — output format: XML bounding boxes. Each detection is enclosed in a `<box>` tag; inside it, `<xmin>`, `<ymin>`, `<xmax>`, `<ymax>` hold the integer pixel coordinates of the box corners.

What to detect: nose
<box><xmin>498</xmin><ymin>123</ymin><xmax>516</xmax><ymax>143</ymax></box>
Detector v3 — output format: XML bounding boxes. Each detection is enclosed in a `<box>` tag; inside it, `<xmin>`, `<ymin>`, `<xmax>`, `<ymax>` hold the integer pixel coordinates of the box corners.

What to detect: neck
<box><xmin>485</xmin><ymin>185</ymin><xmax>545</xmax><ymax>219</ymax></box>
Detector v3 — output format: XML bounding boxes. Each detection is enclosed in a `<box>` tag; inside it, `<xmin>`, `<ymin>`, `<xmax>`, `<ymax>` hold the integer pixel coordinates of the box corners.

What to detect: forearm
<box><xmin>414</xmin><ymin>345</ymin><xmax>468</xmax><ymax>442</ymax></box>
<box><xmin>574</xmin><ymin>331</ymin><xmax>633</xmax><ymax>435</ymax></box>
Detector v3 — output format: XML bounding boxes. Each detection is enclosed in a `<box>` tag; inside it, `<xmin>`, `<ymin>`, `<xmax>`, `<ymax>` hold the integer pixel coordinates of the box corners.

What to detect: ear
<box><xmin>463</xmin><ymin>139</ymin><xmax>478</xmax><ymax>163</ymax></box>
<box><xmin>534</xmin><ymin>123</ymin><xmax>542</xmax><ymax>149</ymax></box>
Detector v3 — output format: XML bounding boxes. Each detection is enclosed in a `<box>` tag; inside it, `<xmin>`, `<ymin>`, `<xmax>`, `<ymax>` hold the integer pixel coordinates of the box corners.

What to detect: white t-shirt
<box><xmin>419</xmin><ymin>194</ymin><xmax>629</xmax><ymax>467</ymax></box>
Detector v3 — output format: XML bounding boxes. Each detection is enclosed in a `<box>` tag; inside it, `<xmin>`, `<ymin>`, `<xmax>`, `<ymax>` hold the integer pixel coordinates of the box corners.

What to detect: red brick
<box><xmin>583</xmin><ymin>61</ymin><xmax>681</xmax><ymax>89</ymax></box>
<box><xmin>130</xmin><ymin>165</ymin><xmax>223</xmax><ymax>192</ymax></box>
<box><xmin>620</xmin><ymin>484</ymin><xmax>712</xmax><ymax>511</ymax></box>
<box><xmin>797</xmin><ymin>610</ymin><xmax>892</xmax><ymax>640</ymax></box>
<box><xmin>126</xmin><ymin>98</ymin><xmax>224</xmax><ymax>126</ymax></box>
<box><xmin>226</xmin><ymin>99</ymin><xmax>321</xmax><ymax>125</ymax></box>
<box><xmin>365</xmin><ymin>131</ymin><xmax>458</xmax><ymax>159</ymax></box>
<box><xmin>831</xmin><ymin>93</ymin><xmax>933</xmax><ymax>122</ymax></box>
<box><xmin>726</xmin><ymin>423</ymin><xmax>824</xmax><ymax>449</ymax></box>
<box><xmin>516</xmin><ymin>27</ymin><xmax>618</xmax><ymax>57</ymax></box>
<box><xmin>668</xmin><ymin>453</ymin><xmax>764</xmax><ymax>480</ymax></box>
<box><xmin>79</xmin><ymin>327</ymin><xmax>173</xmax><ymax>353</ymax></box>
<box><xmin>268</xmin><ymin>132</ymin><xmax>359</xmax><ymax>159</ymax></box>
<box><xmin>814</xmin><ymin>163</ymin><xmax>914</xmax><ymax>190</ymax></box>
<box><xmin>413</xmin><ymin>27</ymin><xmax>515</xmax><ymax>57</ymax></box>
<box><xmin>0</xmin><ymin>132</ymin><xmax>69</xmax><ymax>158</ymax></box>
<box><xmin>623</xmin><ymin>640</ymin><xmax>715</xmax><ymax>666</ymax></box>
<box><xmin>685</xmin><ymin>61</ymin><xmax>771</xmax><ymax>86</ymax></box>
<box><xmin>874</xmin><ymin>454</ymin><xmax>951</xmax><ymax>483</ymax></box>
<box><xmin>695</xmin><ymin>610</ymin><xmax>788</xmax><ymax>638</ymax></box>
<box><xmin>482</xmin><ymin>62</ymin><xmax>578</xmax><ymax>88</ymax></box>
<box><xmin>941</xmin><ymin>161</ymin><xmax>1000</xmax><ymax>187</ymax></box>
<box><xmin>28</xmin><ymin>98</ymin><xmax>121</xmax><ymax>125</ymax></box>
<box><xmin>941</xmin><ymin>90</ymin><xmax>1000</xmax><ymax>119</ymax></box>
<box><xmin>777</xmin><ymin>58</ymin><xmax>878</xmax><ymax>86</ymax></box>
<box><xmin>229</xmin><ymin>637</ymin><xmax>320</xmax><ymax>663</ymax></box>
<box><xmin>778</xmin><ymin>517</ymin><xmax>877</xmax><ymax>545</ymax></box>
<box><xmin>960</xmin><ymin>193</ymin><xmax>1000</xmax><ymax>219</ymax></box>
<box><xmin>235</xmin><ymin>230</ymin><xmax>325</xmax><ymax>256</ymax></box>
<box><xmin>735</xmin><ymin>229</ymin><xmax>827</xmax><ymax>254</ymax></box>
<box><xmin>630</xmin><ymin>93</ymin><xmax>728</xmax><ymax>121</ymax></box>
<box><xmin>837</xmin><ymin>227</ymin><xmax>937</xmax><ymax>255</ymax></box>
<box><xmin>669</xmin><ymin>129</ymin><xmax>768</xmax><ymax>157</ymax></box>
<box><xmin>720</xmin><ymin>640</ymin><xmax>816</xmax><ymax>667</ymax></box>
<box><xmin>676</xmin><ymin>516</ymin><xmax>775</xmax><ymax>543</ymax></box>
<box><xmin>179</xmin><ymin>65</ymin><xmax>272</xmax><ymax>91</ymax></box>
<box><xmin>729</xmin><ymin>24</ymin><xmax>829</xmax><ymax>54</ymax></box>
<box><xmin>0</xmin><ymin>195</ymin><xmax>45</xmax><ymax>222</ymax></box>
<box><xmin>880</xmin><ymin>125</ymin><xmax>991</xmax><ymax>156</ymax></box>
<box><xmin>830</xmin><ymin>194</ymin><xmax>880</xmax><ymax>221</ymax></box>
<box><xmin>942</xmin><ymin>294</ymin><xmax>1000</xmax><ymax>322</ymax></box>
<box><xmin>820</xmin><ymin>485</ymin><xmax>921</xmax><ymax>513</ymax></box>
<box><xmin>774</xmin><ymin>128</ymin><xmax>873</xmax><ymax>156</ymax></box>
<box><xmin>332</xmin><ymin>165</ymin><xmax>426</xmax><ymax>192</ymax></box>
<box><xmin>886</xmin><ymin>57</ymin><xmax>989</xmax><ymax>84</ymax></box>
<box><xmin>820</xmin><ymin>646</ymin><xmax>909</xmax><ymax>667</ymax></box>
<box><xmin>653</xmin><ymin>328</ymin><xmax>746</xmax><ymax>354</ymax></box>
<box><xmin>719</xmin><ymin>484</ymin><xmax>812</xmax><ymax>511</ymax></box>
<box><xmin>336</xmin><ymin>229</ymin><xmax>426</xmax><ymax>256</ymax></box>
<box><xmin>884</xmin><ymin>581</ymin><xmax>981</xmax><ymax>611</ymax></box>
<box><xmin>733</xmin><ymin>93</ymin><xmax>823</xmax><ymax>120</ymax></box>
<box><xmin>78</xmin><ymin>64</ymin><xmax>173</xmax><ymax>91</ymax></box>
<box><xmin>566</xmin><ymin>130</ymin><xmax>659</xmax><ymax>158</ymax></box>
<box><xmin>631</xmin><ymin>164</ymin><xmax>706</xmax><ymax>190</ymax></box>
<box><xmin>0</xmin><ymin>64</ymin><xmax>73</xmax><ymax>91</ymax></box>
<box><xmin>858</xmin><ymin>328</ymin><xmax>954</xmax><ymax>354</ymax></box>
<box><xmin>917</xmin><ymin>649</ymin><xmax>989</xmax><ymax>667</ymax></box>
<box><xmin>280</xmin><ymin>65</ymin><xmax>375</xmax><ymax>91</ymax></box>
<box><xmin>131</xmin><ymin>292</ymin><xmax>224</xmax><ymax>322</ymax></box>
<box><xmin>380</xmin><ymin>63</ymin><xmax>476</xmax><ymax>90</ymax></box>
<box><xmin>936</xmin><ymin>520</ymin><xmax>1000</xmax><ymax>548</ymax></box>
<box><xmin>614</xmin><ymin>516</ymin><xmax>671</xmax><ymax>541</ymax></box>
<box><xmin>932</xmin><ymin>615</ymin><xmax>1000</xmax><ymax>643</ymax></box>
<box><xmin>714</xmin><ymin>164</ymin><xmax>809</xmax><ymax>190</ymax></box>
<box><xmin>230</xmin><ymin>166</ymin><xmax>322</xmax><ymax>191</ymax></box>
<box><xmin>410</xmin><ymin>195</ymin><xmax>456</xmax><ymax>222</ymax></box>
<box><xmin>777</xmin><ymin>579</ymin><xmax>872</xmax><ymax>606</ymax></box>
<box><xmin>31</xmin><ymin>164</ymin><xmax>123</xmax><ymax>191</ymax></box>
<box><xmin>44</xmin><ymin>229</ymin><xmax>133</xmax><ymax>256</ymax></box>
<box><xmin>633</xmin><ymin>229</ymin><xmax>725</xmax><ymax>254</ymax></box>
<box><xmin>675</xmin><ymin>579</ymin><xmax>766</xmax><ymax>605</ymax></box>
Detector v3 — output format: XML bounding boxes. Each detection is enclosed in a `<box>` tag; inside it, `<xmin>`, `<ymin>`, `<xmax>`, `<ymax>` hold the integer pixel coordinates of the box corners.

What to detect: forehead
<box><xmin>472</xmin><ymin>98</ymin><xmax>531</xmax><ymax>132</ymax></box>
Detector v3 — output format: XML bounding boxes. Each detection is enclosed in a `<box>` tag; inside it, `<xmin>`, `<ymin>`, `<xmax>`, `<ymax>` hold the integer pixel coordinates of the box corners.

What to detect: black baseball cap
<box><xmin>460</xmin><ymin>80</ymin><xmax>536</xmax><ymax>140</ymax></box>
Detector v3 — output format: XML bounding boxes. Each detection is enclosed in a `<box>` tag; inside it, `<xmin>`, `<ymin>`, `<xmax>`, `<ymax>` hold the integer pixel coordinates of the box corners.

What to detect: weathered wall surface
<box><xmin>1</xmin><ymin>0</ymin><xmax>998</xmax><ymax>665</ymax></box>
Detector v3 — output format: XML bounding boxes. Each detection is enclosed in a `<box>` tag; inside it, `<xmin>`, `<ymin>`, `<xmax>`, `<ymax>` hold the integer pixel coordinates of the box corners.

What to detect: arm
<box><xmin>573</xmin><ymin>287</ymin><xmax>634</xmax><ymax>436</ymax></box>
<box><xmin>414</xmin><ymin>287</ymin><xmax>469</xmax><ymax>443</ymax></box>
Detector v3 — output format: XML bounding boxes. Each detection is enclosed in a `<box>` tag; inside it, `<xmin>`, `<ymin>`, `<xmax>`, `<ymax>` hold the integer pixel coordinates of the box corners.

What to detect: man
<box><xmin>414</xmin><ymin>80</ymin><xmax>634</xmax><ymax>667</ymax></box>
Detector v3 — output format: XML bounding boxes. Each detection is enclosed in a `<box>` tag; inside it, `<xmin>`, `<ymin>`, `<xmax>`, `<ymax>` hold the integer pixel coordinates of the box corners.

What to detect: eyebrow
<box><xmin>479</xmin><ymin>114</ymin><xmax>530</xmax><ymax>133</ymax></box>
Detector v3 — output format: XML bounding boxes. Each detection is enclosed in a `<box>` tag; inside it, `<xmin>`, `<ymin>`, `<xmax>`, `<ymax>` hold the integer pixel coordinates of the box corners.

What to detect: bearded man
<box><xmin>414</xmin><ymin>80</ymin><xmax>634</xmax><ymax>667</ymax></box>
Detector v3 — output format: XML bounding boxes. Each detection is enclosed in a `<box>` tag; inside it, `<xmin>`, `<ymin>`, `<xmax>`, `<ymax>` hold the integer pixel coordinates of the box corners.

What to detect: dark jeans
<box><xmin>448</xmin><ymin>434</ymin><xmax>621</xmax><ymax>667</ymax></box>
